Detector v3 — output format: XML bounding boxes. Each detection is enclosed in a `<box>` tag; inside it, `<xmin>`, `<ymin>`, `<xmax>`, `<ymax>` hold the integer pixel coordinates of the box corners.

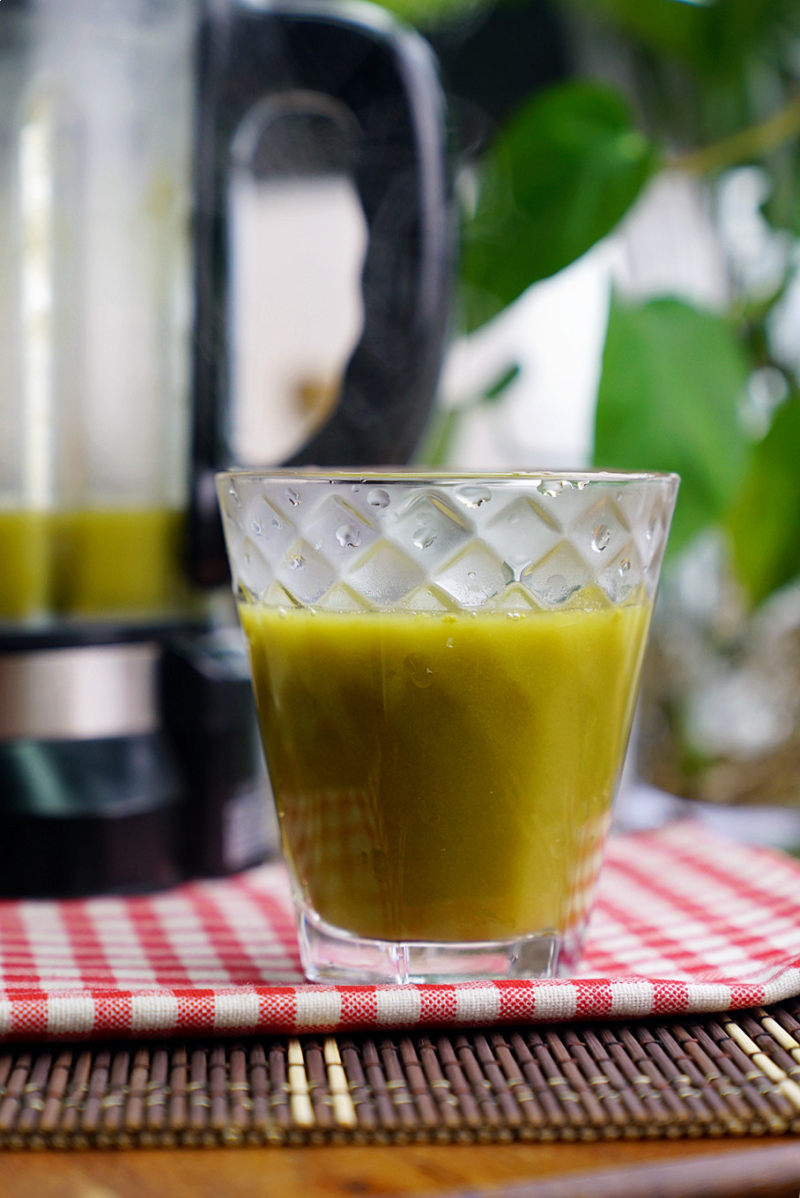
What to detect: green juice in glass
<box><xmin>240</xmin><ymin>598</ymin><xmax>651</xmax><ymax>945</ymax></box>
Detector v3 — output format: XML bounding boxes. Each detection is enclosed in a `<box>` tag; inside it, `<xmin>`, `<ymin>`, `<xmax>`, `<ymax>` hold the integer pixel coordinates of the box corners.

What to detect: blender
<box><xmin>0</xmin><ymin>0</ymin><xmax>452</xmax><ymax>895</ymax></box>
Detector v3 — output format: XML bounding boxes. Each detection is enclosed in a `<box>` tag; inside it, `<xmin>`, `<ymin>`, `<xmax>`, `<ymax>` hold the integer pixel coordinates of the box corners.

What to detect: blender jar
<box><xmin>0</xmin><ymin>0</ymin><xmax>195</xmax><ymax>623</ymax></box>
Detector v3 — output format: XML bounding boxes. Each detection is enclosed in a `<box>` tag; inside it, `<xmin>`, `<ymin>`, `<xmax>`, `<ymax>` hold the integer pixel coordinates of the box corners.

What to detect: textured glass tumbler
<box><xmin>217</xmin><ymin>470</ymin><xmax>679</xmax><ymax>984</ymax></box>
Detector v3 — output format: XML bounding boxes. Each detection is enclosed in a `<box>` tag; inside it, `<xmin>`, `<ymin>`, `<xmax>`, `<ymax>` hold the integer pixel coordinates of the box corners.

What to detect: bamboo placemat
<box><xmin>2</xmin><ymin>998</ymin><xmax>800</xmax><ymax>1148</ymax></box>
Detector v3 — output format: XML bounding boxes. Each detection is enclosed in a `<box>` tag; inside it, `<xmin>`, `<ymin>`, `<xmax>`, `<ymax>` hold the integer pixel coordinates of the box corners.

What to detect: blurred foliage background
<box><xmin>374</xmin><ymin>0</ymin><xmax>800</xmax><ymax>811</ymax></box>
<box><xmin>374</xmin><ymin>0</ymin><xmax>800</xmax><ymax>604</ymax></box>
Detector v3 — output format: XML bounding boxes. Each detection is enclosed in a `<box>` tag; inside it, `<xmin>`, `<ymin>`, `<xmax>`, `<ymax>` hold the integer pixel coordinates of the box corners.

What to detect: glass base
<box><xmin>297</xmin><ymin>906</ymin><xmax>584</xmax><ymax>984</ymax></box>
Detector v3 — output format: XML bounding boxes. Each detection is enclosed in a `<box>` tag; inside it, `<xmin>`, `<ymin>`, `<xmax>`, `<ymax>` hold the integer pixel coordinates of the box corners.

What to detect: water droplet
<box><xmin>227</xmin><ymin>485</ymin><xmax>241</xmax><ymax>507</ymax></box>
<box><xmin>539</xmin><ymin>479</ymin><xmax>565</xmax><ymax>498</ymax></box>
<box><xmin>243</xmin><ymin>551</ymin><xmax>252</xmax><ymax>566</ymax></box>
<box><xmin>413</xmin><ymin>526</ymin><xmax>436</xmax><ymax>550</ymax></box>
<box><xmin>289</xmin><ymin>554</ymin><xmax>305</xmax><ymax>570</ymax></box>
<box><xmin>592</xmin><ymin>525</ymin><xmax>611</xmax><ymax>552</ymax></box>
<box><xmin>336</xmin><ymin>524</ymin><xmax>361</xmax><ymax>549</ymax></box>
<box><xmin>367</xmin><ymin>488</ymin><xmax>390</xmax><ymax>508</ymax></box>
<box><xmin>619</xmin><ymin>558</ymin><xmax>631</xmax><ymax>575</ymax></box>
<box><xmin>286</xmin><ymin>487</ymin><xmax>300</xmax><ymax>507</ymax></box>
<box><xmin>272</xmin><ymin>517</ymin><xmax>281</xmax><ymax>529</ymax></box>
<box><xmin>576</xmin><ymin>480</ymin><xmax>588</xmax><ymax>491</ymax></box>
<box><xmin>250</xmin><ymin>519</ymin><xmax>262</xmax><ymax>535</ymax></box>
<box><xmin>506</xmin><ymin>611</ymin><xmax>521</xmax><ymax>620</ymax></box>
<box><xmin>445</xmin><ymin>637</ymin><xmax>454</xmax><ymax>649</ymax></box>
<box><xmin>646</xmin><ymin>517</ymin><xmax>657</xmax><ymax>543</ymax></box>
<box><xmin>467</xmin><ymin>570</ymin><xmax>476</xmax><ymax>580</ymax></box>
<box><xmin>404</xmin><ymin>653</ymin><xmax>434</xmax><ymax>688</ymax></box>
<box><xmin>545</xmin><ymin>574</ymin><xmax>570</xmax><ymax>604</ymax></box>
<box><xmin>458</xmin><ymin>484</ymin><xmax>491</xmax><ymax>508</ymax></box>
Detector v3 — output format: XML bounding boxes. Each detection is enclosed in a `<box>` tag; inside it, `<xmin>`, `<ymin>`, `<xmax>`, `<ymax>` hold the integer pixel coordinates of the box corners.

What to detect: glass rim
<box><xmin>216</xmin><ymin>467</ymin><xmax>680</xmax><ymax>487</ymax></box>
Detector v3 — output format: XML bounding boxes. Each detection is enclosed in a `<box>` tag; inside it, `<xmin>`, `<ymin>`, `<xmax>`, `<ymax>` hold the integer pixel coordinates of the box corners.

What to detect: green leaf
<box><xmin>461</xmin><ymin>81</ymin><xmax>658</xmax><ymax>330</ymax></box>
<box><xmin>560</xmin><ymin>0</ymin><xmax>800</xmax><ymax>77</ymax></box>
<box><xmin>725</xmin><ymin>395</ymin><xmax>800</xmax><ymax>605</ymax></box>
<box><xmin>371</xmin><ymin>0</ymin><xmax>489</xmax><ymax>27</ymax></box>
<box><xmin>560</xmin><ymin>0</ymin><xmax>709</xmax><ymax>65</ymax></box>
<box><xmin>593</xmin><ymin>296</ymin><xmax>752</xmax><ymax>556</ymax></box>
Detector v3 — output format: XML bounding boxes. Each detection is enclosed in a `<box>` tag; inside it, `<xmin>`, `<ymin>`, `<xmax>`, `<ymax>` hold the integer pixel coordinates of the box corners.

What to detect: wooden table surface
<box><xmin>3</xmin><ymin>1135</ymin><xmax>800</xmax><ymax>1198</ymax></box>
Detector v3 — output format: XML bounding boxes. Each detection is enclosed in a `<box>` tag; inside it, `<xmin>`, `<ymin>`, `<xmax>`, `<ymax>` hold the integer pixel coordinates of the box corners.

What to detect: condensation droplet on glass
<box><xmin>413</xmin><ymin>527</ymin><xmax>436</xmax><ymax>550</ymax></box>
<box><xmin>646</xmin><ymin>517</ymin><xmax>657</xmax><ymax>542</ymax></box>
<box><xmin>576</xmin><ymin>480</ymin><xmax>588</xmax><ymax>491</ymax></box>
<box><xmin>367</xmin><ymin>488</ymin><xmax>390</xmax><ymax>509</ymax></box>
<box><xmin>243</xmin><ymin>551</ymin><xmax>252</xmax><ymax>566</ymax></box>
<box><xmin>272</xmin><ymin>517</ymin><xmax>281</xmax><ymax>529</ymax></box>
<box><xmin>592</xmin><ymin>525</ymin><xmax>611</xmax><ymax>552</ymax></box>
<box><xmin>545</xmin><ymin>574</ymin><xmax>569</xmax><ymax>603</ymax></box>
<box><xmin>506</xmin><ymin>611</ymin><xmax>521</xmax><ymax>620</ymax></box>
<box><xmin>286</xmin><ymin>488</ymin><xmax>300</xmax><ymax>507</ymax></box>
<box><xmin>289</xmin><ymin>554</ymin><xmax>305</xmax><ymax>570</ymax></box>
<box><xmin>336</xmin><ymin>524</ymin><xmax>361</xmax><ymax>549</ymax></box>
<box><xmin>619</xmin><ymin>559</ymin><xmax>631</xmax><ymax>575</ymax></box>
<box><xmin>467</xmin><ymin>570</ymin><xmax>476</xmax><ymax>579</ymax></box>
<box><xmin>250</xmin><ymin>519</ymin><xmax>262</xmax><ymax>535</ymax></box>
<box><xmin>458</xmin><ymin>484</ymin><xmax>491</xmax><ymax>508</ymax></box>
<box><xmin>404</xmin><ymin>653</ymin><xmax>434</xmax><ymax>688</ymax></box>
<box><xmin>227</xmin><ymin>485</ymin><xmax>241</xmax><ymax>507</ymax></box>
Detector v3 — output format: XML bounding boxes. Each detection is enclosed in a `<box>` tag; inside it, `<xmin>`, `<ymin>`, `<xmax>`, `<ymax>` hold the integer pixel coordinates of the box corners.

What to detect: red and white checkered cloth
<box><xmin>1</xmin><ymin>819</ymin><xmax>799</xmax><ymax>1042</ymax></box>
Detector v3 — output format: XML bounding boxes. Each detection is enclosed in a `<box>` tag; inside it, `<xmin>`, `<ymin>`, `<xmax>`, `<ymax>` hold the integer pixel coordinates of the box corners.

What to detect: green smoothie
<box><xmin>0</xmin><ymin>510</ymin><xmax>50</xmax><ymax>620</ymax></box>
<box><xmin>0</xmin><ymin>507</ymin><xmax>188</xmax><ymax>620</ymax></box>
<box><xmin>240</xmin><ymin>598</ymin><xmax>651</xmax><ymax>944</ymax></box>
<box><xmin>52</xmin><ymin>507</ymin><xmax>188</xmax><ymax>616</ymax></box>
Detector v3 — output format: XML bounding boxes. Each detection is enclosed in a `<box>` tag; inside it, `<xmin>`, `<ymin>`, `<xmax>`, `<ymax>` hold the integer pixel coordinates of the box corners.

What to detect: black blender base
<box><xmin>0</xmin><ymin>808</ymin><xmax>183</xmax><ymax>899</ymax></box>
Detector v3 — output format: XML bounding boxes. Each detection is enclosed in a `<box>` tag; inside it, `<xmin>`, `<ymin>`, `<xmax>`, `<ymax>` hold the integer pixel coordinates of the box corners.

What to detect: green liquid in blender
<box><xmin>0</xmin><ymin>510</ymin><xmax>51</xmax><ymax>620</ymax></box>
<box><xmin>240</xmin><ymin>599</ymin><xmax>651</xmax><ymax>944</ymax></box>
<box><xmin>52</xmin><ymin>508</ymin><xmax>188</xmax><ymax>617</ymax></box>
<box><xmin>0</xmin><ymin>507</ymin><xmax>188</xmax><ymax>621</ymax></box>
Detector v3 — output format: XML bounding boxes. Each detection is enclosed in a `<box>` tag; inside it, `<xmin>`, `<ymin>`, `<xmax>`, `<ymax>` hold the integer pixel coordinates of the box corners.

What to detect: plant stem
<box><xmin>670</xmin><ymin>93</ymin><xmax>800</xmax><ymax>176</ymax></box>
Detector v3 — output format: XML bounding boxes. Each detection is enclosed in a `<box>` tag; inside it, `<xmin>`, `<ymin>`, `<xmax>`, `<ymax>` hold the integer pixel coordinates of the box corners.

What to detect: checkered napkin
<box><xmin>1</xmin><ymin>819</ymin><xmax>799</xmax><ymax>1042</ymax></box>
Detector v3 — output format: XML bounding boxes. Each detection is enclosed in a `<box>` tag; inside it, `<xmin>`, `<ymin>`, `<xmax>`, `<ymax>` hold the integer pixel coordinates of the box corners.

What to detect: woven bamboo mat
<box><xmin>2</xmin><ymin>999</ymin><xmax>800</xmax><ymax>1149</ymax></box>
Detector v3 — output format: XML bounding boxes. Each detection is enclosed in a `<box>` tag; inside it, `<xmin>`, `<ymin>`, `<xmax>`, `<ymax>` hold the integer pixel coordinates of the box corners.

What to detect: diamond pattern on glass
<box><xmin>433</xmin><ymin>542</ymin><xmax>510</xmax><ymax>607</ymax></box>
<box><xmin>302</xmin><ymin>494</ymin><xmax>379</xmax><ymax>567</ymax></box>
<box><xmin>275</xmin><ymin>539</ymin><xmax>337</xmax><ymax>605</ymax></box>
<box><xmin>243</xmin><ymin>496</ymin><xmax>297</xmax><ymax>565</ymax></box>
<box><xmin>597</xmin><ymin>544</ymin><xmax>646</xmax><ymax>603</ymax></box>
<box><xmin>521</xmin><ymin>542</ymin><xmax>595</xmax><ymax>608</ymax></box>
<box><xmin>388</xmin><ymin>492</ymin><xmax>473</xmax><ymax>568</ymax></box>
<box><xmin>570</xmin><ymin>497</ymin><xmax>633</xmax><ymax>565</ymax></box>
<box><xmin>219</xmin><ymin>474</ymin><xmax>677</xmax><ymax>613</ymax></box>
<box><xmin>315</xmin><ymin>583</ymin><xmax>376</xmax><ymax>612</ymax></box>
<box><xmin>395</xmin><ymin>583</ymin><xmax>461</xmax><ymax>612</ymax></box>
<box><xmin>345</xmin><ymin>542</ymin><xmax>425</xmax><ymax>607</ymax></box>
<box><xmin>235</xmin><ymin>536</ymin><xmax>273</xmax><ymax>600</ymax></box>
<box><xmin>485</xmin><ymin>496</ymin><xmax>562</xmax><ymax>579</ymax></box>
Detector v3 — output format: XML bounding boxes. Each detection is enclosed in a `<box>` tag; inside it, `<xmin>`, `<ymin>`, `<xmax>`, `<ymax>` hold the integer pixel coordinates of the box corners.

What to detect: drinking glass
<box><xmin>217</xmin><ymin>469</ymin><xmax>678</xmax><ymax>983</ymax></box>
